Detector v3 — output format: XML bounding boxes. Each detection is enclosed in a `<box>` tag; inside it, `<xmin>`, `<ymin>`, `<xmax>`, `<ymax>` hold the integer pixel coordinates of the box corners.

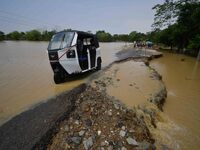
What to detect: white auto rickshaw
<box><xmin>47</xmin><ymin>30</ymin><xmax>102</xmax><ymax>84</ymax></box>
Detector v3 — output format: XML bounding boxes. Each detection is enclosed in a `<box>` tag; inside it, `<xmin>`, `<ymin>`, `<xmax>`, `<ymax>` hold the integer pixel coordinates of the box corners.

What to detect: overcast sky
<box><xmin>0</xmin><ymin>0</ymin><xmax>163</xmax><ymax>34</ymax></box>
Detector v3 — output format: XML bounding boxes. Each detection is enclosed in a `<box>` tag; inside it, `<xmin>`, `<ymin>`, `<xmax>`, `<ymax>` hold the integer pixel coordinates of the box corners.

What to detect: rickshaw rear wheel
<box><xmin>54</xmin><ymin>73</ymin><xmax>64</xmax><ymax>84</ymax></box>
<box><xmin>96</xmin><ymin>57</ymin><xmax>101</xmax><ymax>70</ymax></box>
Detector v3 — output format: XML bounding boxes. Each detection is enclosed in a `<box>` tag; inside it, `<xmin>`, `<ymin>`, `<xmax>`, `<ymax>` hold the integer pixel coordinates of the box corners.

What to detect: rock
<box><xmin>161</xmin><ymin>144</ymin><xmax>170</xmax><ymax>150</ymax></box>
<box><xmin>129</xmin><ymin>84</ymin><xmax>133</xmax><ymax>86</ymax></box>
<box><xmin>105</xmin><ymin>140</ymin><xmax>109</xmax><ymax>145</ymax></box>
<box><xmin>79</xmin><ymin>130</ymin><xmax>85</xmax><ymax>136</ymax></box>
<box><xmin>126</xmin><ymin>137</ymin><xmax>138</xmax><ymax>146</ymax></box>
<box><xmin>121</xmin><ymin>126</ymin><xmax>126</xmax><ymax>130</ymax></box>
<box><xmin>101</xmin><ymin>141</ymin><xmax>106</xmax><ymax>146</ymax></box>
<box><xmin>65</xmin><ymin>143</ymin><xmax>70</xmax><ymax>149</ymax></box>
<box><xmin>108</xmin><ymin>110</ymin><xmax>112</xmax><ymax>116</ymax></box>
<box><xmin>121</xmin><ymin>147</ymin><xmax>127</xmax><ymax>150</ymax></box>
<box><xmin>75</xmin><ymin>120</ymin><xmax>79</xmax><ymax>125</ymax></box>
<box><xmin>119</xmin><ymin>130</ymin><xmax>126</xmax><ymax>137</ymax></box>
<box><xmin>129</xmin><ymin>129</ymin><xmax>135</xmax><ymax>133</ymax></box>
<box><xmin>117</xmin><ymin>78</ymin><xmax>120</xmax><ymax>81</ymax></box>
<box><xmin>98</xmin><ymin>130</ymin><xmax>101</xmax><ymax>136</ymax></box>
<box><xmin>71</xmin><ymin>136</ymin><xmax>82</xmax><ymax>144</ymax></box>
<box><xmin>116</xmin><ymin>122</ymin><xmax>124</xmax><ymax>128</ymax></box>
<box><xmin>64</xmin><ymin>125</ymin><xmax>69</xmax><ymax>131</ymax></box>
<box><xmin>83</xmin><ymin>137</ymin><xmax>93</xmax><ymax>150</ymax></box>
<box><xmin>139</xmin><ymin>142</ymin><xmax>156</xmax><ymax>150</ymax></box>
<box><xmin>109</xmin><ymin>141</ymin><xmax>114</xmax><ymax>145</ymax></box>
<box><xmin>108</xmin><ymin>145</ymin><xmax>113</xmax><ymax>150</ymax></box>
<box><xmin>85</xmin><ymin>119</ymin><xmax>92</xmax><ymax>127</ymax></box>
<box><xmin>114</xmin><ymin>103</ymin><xmax>120</xmax><ymax>110</ymax></box>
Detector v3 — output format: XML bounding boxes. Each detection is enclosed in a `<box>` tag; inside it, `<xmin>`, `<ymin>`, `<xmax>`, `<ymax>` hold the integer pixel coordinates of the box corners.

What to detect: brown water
<box><xmin>0</xmin><ymin>41</ymin><xmax>126</xmax><ymax>125</ymax></box>
<box><xmin>151</xmin><ymin>53</ymin><xmax>200</xmax><ymax>150</ymax></box>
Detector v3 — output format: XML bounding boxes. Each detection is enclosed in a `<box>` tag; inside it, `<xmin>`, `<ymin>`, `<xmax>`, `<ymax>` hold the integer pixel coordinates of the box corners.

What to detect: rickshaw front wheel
<box><xmin>54</xmin><ymin>73</ymin><xmax>64</xmax><ymax>84</ymax></box>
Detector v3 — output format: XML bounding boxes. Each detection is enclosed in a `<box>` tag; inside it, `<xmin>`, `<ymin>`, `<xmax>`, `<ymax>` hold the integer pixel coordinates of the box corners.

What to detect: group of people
<box><xmin>133</xmin><ymin>41</ymin><xmax>153</xmax><ymax>49</ymax></box>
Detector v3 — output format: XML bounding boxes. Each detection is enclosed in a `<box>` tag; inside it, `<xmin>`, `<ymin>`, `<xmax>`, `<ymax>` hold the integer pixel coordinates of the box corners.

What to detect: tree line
<box><xmin>0</xmin><ymin>29</ymin><xmax>149</xmax><ymax>43</ymax></box>
<box><xmin>0</xmin><ymin>30</ymin><xmax>56</xmax><ymax>41</ymax></box>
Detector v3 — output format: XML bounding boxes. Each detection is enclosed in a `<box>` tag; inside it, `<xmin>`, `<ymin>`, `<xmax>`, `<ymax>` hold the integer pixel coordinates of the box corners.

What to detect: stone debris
<box><xmin>47</xmin><ymin>59</ymin><xmax>167</xmax><ymax>150</ymax></box>
<box><xmin>48</xmin><ymin>86</ymin><xmax>155</xmax><ymax>150</ymax></box>
<box><xmin>71</xmin><ymin>136</ymin><xmax>82</xmax><ymax>144</ymax></box>
<box><xmin>83</xmin><ymin>137</ymin><xmax>93</xmax><ymax>150</ymax></box>
<box><xmin>79</xmin><ymin>130</ymin><xmax>85</xmax><ymax>136</ymax></box>
<box><xmin>126</xmin><ymin>137</ymin><xmax>138</xmax><ymax>146</ymax></box>
<box><xmin>119</xmin><ymin>130</ymin><xmax>126</xmax><ymax>137</ymax></box>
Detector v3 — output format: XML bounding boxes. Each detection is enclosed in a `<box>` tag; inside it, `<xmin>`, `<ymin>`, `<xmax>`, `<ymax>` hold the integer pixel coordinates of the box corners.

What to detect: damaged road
<box><xmin>0</xmin><ymin>47</ymin><xmax>167</xmax><ymax>150</ymax></box>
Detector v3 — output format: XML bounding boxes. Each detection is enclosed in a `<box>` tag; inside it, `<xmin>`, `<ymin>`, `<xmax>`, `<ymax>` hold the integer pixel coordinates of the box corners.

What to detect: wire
<box><xmin>0</xmin><ymin>9</ymin><xmax>56</xmax><ymax>29</ymax></box>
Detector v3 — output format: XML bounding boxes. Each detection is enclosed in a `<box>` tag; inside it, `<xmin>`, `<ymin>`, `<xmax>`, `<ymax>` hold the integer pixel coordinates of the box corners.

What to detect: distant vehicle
<box><xmin>47</xmin><ymin>30</ymin><xmax>102</xmax><ymax>84</ymax></box>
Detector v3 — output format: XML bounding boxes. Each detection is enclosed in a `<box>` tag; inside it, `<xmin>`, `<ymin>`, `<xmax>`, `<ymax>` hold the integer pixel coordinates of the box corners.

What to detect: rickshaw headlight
<box><xmin>67</xmin><ymin>50</ymin><xmax>76</xmax><ymax>58</ymax></box>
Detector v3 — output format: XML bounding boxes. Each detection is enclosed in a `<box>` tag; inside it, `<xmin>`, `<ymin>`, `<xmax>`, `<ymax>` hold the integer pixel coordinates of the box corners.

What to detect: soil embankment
<box><xmin>47</xmin><ymin>58</ymin><xmax>167</xmax><ymax>150</ymax></box>
<box><xmin>0</xmin><ymin>46</ymin><xmax>166</xmax><ymax>150</ymax></box>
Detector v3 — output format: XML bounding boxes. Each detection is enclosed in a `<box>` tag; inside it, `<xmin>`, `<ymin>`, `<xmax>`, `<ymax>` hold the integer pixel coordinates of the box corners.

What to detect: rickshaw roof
<box><xmin>56</xmin><ymin>30</ymin><xmax>95</xmax><ymax>37</ymax></box>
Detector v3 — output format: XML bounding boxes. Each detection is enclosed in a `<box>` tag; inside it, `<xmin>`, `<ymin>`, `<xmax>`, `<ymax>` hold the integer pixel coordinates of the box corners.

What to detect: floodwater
<box><xmin>0</xmin><ymin>41</ymin><xmax>126</xmax><ymax>125</ymax></box>
<box><xmin>106</xmin><ymin>61</ymin><xmax>162</xmax><ymax>106</ymax></box>
<box><xmin>151</xmin><ymin>53</ymin><xmax>200</xmax><ymax>150</ymax></box>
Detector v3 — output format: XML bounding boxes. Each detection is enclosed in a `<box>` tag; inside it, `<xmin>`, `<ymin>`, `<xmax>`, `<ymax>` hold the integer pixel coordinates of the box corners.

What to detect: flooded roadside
<box><xmin>0</xmin><ymin>41</ymin><xmax>126</xmax><ymax>125</ymax></box>
<box><xmin>151</xmin><ymin>53</ymin><xmax>200</xmax><ymax>150</ymax></box>
<box><xmin>0</xmin><ymin>47</ymin><xmax>166</xmax><ymax>150</ymax></box>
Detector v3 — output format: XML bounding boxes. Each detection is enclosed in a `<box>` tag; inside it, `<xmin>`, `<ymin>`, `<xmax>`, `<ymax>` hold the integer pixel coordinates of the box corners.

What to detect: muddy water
<box><xmin>151</xmin><ymin>53</ymin><xmax>200</xmax><ymax>150</ymax></box>
<box><xmin>0</xmin><ymin>41</ymin><xmax>125</xmax><ymax>125</ymax></box>
<box><xmin>106</xmin><ymin>61</ymin><xmax>162</xmax><ymax>106</ymax></box>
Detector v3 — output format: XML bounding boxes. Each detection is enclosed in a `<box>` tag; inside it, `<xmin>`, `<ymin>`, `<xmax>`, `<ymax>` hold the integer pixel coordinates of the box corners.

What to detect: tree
<box><xmin>42</xmin><ymin>30</ymin><xmax>56</xmax><ymax>41</ymax></box>
<box><xmin>96</xmin><ymin>30</ymin><xmax>112</xmax><ymax>42</ymax></box>
<box><xmin>152</xmin><ymin>0</ymin><xmax>200</xmax><ymax>56</ymax></box>
<box><xmin>152</xmin><ymin>0</ymin><xmax>177</xmax><ymax>29</ymax></box>
<box><xmin>129</xmin><ymin>31</ymin><xmax>146</xmax><ymax>42</ymax></box>
<box><xmin>7</xmin><ymin>31</ymin><xmax>22</xmax><ymax>40</ymax></box>
<box><xmin>26</xmin><ymin>30</ymin><xmax>42</xmax><ymax>41</ymax></box>
<box><xmin>146</xmin><ymin>30</ymin><xmax>161</xmax><ymax>44</ymax></box>
<box><xmin>0</xmin><ymin>31</ymin><xmax>5</xmax><ymax>41</ymax></box>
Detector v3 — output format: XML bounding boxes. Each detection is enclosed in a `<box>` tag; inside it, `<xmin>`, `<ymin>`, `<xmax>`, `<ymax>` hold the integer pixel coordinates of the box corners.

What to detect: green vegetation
<box><xmin>0</xmin><ymin>30</ymin><xmax>56</xmax><ymax>41</ymax></box>
<box><xmin>151</xmin><ymin>0</ymin><xmax>200</xmax><ymax>57</ymax></box>
<box><xmin>96</xmin><ymin>30</ymin><xmax>147</xmax><ymax>42</ymax></box>
<box><xmin>0</xmin><ymin>29</ymin><xmax>148</xmax><ymax>43</ymax></box>
<box><xmin>0</xmin><ymin>31</ymin><xmax>5</xmax><ymax>41</ymax></box>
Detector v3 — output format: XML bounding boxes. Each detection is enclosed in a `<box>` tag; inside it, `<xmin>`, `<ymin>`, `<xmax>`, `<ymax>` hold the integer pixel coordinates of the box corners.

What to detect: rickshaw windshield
<box><xmin>48</xmin><ymin>32</ymin><xmax>74</xmax><ymax>50</ymax></box>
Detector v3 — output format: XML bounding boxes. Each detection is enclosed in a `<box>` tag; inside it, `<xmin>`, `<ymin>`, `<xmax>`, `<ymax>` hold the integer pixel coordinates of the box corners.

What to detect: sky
<box><xmin>0</xmin><ymin>0</ymin><xmax>163</xmax><ymax>34</ymax></box>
